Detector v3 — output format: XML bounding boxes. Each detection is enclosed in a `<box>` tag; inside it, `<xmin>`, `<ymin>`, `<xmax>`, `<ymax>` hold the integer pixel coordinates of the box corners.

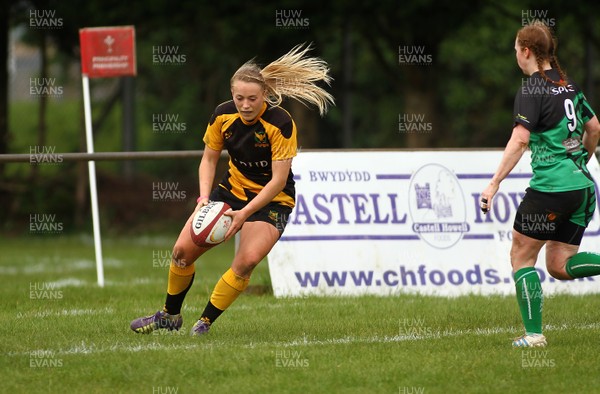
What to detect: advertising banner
<box><xmin>267</xmin><ymin>150</ymin><xmax>600</xmax><ymax>297</ymax></box>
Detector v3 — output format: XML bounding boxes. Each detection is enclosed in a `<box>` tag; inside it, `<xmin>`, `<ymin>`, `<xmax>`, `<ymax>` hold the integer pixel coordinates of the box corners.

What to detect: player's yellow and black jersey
<box><xmin>203</xmin><ymin>100</ymin><xmax>297</xmax><ymax>208</ymax></box>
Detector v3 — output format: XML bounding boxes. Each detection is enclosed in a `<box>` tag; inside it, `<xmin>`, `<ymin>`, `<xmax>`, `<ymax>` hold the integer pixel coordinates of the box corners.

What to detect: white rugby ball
<box><xmin>190</xmin><ymin>201</ymin><xmax>232</xmax><ymax>247</ymax></box>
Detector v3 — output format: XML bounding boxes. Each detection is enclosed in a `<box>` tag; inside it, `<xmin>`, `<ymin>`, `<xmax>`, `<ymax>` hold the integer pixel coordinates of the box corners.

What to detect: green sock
<box><xmin>565</xmin><ymin>252</ymin><xmax>600</xmax><ymax>278</ymax></box>
<box><xmin>514</xmin><ymin>267</ymin><xmax>543</xmax><ymax>335</ymax></box>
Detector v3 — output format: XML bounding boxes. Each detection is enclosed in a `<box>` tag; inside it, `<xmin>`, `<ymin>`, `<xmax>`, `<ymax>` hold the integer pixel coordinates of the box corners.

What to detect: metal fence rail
<box><xmin>2</xmin><ymin>148</ymin><xmax>598</xmax><ymax>163</ymax></box>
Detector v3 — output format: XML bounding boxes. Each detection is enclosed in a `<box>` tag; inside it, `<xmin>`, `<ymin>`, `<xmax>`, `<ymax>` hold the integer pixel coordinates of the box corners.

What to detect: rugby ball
<box><xmin>190</xmin><ymin>201</ymin><xmax>232</xmax><ymax>247</ymax></box>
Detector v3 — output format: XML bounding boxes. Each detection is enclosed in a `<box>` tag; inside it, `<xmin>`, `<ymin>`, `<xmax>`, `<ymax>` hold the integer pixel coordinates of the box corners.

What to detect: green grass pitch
<box><xmin>2</xmin><ymin>235</ymin><xmax>600</xmax><ymax>393</ymax></box>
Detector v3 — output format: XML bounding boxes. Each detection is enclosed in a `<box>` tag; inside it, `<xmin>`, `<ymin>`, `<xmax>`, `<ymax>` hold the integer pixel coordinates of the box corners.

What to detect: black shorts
<box><xmin>209</xmin><ymin>186</ymin><xmax>293</xmax><ymax>236</ymax></box>
<box><xmin>513</xmin><ymin>186</ymin><xmax>596</xmax><ymax>245</ymax></box>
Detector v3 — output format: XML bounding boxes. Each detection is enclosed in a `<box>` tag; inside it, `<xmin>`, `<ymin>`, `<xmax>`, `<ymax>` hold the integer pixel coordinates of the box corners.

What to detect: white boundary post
<box><xmin>82</xmin><ymin>75</ymin><xmax>105</xmax><ymax>287</ymax></box>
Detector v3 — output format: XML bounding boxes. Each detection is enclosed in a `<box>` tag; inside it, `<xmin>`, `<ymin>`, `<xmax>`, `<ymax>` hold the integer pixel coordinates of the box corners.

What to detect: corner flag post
<box><xmin>79</xmin><ymin>26</ymin><xmax>137</xmax><ymax>287</ymax></box>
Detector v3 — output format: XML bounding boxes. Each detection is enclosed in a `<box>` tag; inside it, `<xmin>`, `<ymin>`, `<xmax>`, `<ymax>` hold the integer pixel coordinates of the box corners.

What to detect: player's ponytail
<box><xmin>517</xmin><ymin>22</ymin><xmax>567</xmax><ymax>87</ymax></box>
<box><xmin>231</xmin><ymin>43</ymin><xmax>334</xmax><ymax>116</ymax></box>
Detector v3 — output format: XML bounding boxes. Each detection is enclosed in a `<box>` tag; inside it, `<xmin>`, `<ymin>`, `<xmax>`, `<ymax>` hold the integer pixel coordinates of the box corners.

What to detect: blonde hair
<box><xmin>230</xmin><ymin>43</ymin><xmax>334</xmax><ymax>116</ymax></box>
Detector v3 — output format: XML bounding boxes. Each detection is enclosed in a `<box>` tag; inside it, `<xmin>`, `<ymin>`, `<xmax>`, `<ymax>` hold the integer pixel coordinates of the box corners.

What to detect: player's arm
<box><xmin>243</xmin><ymin>158</ymin><xmax>291</xmax><ymax>215</ymax></box>
<box><xmin>480</xmin><ymin>124</ymin><xmax>530</xmax><ymax>213</ymax></box>
<box><xmin>583</xmin><ymin>115</ymin><xmax>600</xmax><ymax>163</ymax></box>
<box><xmin>223</xmin><ymin>158</ymin><xmax>292</xmax><ymax>240</ymax></box>
<box><xmin>197</xmin><ymin>146</ymin><xmax>221</xmax><ymax>209</ymax></box>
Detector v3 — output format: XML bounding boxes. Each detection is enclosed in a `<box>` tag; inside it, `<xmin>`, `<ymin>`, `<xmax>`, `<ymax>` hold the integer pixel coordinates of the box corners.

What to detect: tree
<box><xmin>0</xmin><ymin>0</ymin><xmax>10</xmax><ymax>177</ymax></box>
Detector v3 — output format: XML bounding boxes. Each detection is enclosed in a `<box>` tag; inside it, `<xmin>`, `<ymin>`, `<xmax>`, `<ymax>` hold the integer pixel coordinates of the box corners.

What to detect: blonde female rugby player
<box><xmin>481</xmin><ymin>23</ymin><xmax>600</xmax><ymax>347</ymax></box>
<box><xmin>131</xmin><ymin>44</ymin><xmax>334</xmax><ymax>336</ymax></box>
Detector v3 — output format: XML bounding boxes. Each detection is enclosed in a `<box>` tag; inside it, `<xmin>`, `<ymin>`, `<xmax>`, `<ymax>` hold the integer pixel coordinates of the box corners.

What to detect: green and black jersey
<box><xmin>514</xmin><ymin>69</ymin><xmax>596</xmax><ymax>192</ymax></box>
<box><xmin>203</xmin><ymin>100</ymin><xmax>297</xmax><ymax>208</ymax></box>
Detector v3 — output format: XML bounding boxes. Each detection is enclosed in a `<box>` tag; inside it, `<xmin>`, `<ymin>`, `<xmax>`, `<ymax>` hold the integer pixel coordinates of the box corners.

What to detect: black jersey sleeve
<box><xmin>202</xmin><ymin>101</ymin><xmax>239</xmax><ymax>151</ymax></box>
<box><xmin>513</xmin><ymin>87</ymin><xmax>541</xmax><ymax>132</ymax></box>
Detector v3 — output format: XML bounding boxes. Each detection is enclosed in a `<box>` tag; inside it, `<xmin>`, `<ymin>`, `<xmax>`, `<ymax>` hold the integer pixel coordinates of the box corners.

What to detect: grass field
<box><xmin>2</xmin><ymin>235</ymin><xmax>600</xmax><ymax>393</ymax></box>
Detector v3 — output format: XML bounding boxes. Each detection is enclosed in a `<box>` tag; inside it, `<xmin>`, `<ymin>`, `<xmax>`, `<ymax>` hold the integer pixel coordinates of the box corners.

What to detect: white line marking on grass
<box><xmin>17</xmin><ymin>307</ymin><xmax>115</xmax><ymax>319</ymax></box>
<box><xmin>229</xmin><ymin>303</ymin><xmax>289</xmax><ymax>311</ymax></box>
<box><xmin>7</xmin><ymin>322</ymin><xmax>600</xmax><ymax>357</ymax></box>
<box><xmin>0</xmin><ymin>266</ymin><xmax>17</xmax><ymax>275</ymax></box>
<box><xmin>7</xmin><ymin>341</ymin><xmax>215</xmax><ymax>357</ymax></box>
<box><xmin>179</xmin><ymin>301</ymin><xmax>296</xmax><ymax>314</ymax></box>
<box><xmin>104</xmin><ymin>278</ymin><xmax>165</xmax><ymax>287</ymax></box>
<box><xmin>46</xmin><ymin>278</ymin><xmax>88</xmax><ymax>288</ymax></box>
<box><xmin>247</xmin><ymin>322</ymin><xmax>600</xmax><ymax>349</ymax></box>
<box><xmin>61</xmin><ymin>341</ymin><xmax>208</xmax><ymax>355</ymax></box>
<box><xmin>1</xmin><ymin>258</ymin><xmax>122</xmax><ymax>275</ymax></box>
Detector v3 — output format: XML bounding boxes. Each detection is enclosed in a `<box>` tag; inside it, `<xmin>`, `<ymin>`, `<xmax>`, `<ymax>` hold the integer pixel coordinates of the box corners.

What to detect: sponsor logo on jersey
<box><xmin>233</xmin><ymin>157</ymin><xmax>269</xmax><ymax>169</ymax></box>
<box><xmin>516</xmin><ymin>113</ymin><xmax>529</xmax><ymax>124</ymax></box>
<box><xmin>551</xmin><ymin>84</ymin><xmax>575</xmax><ymax>96</ymax></box>
<box><xmin>562</xmin><ymin>137</ymin><xmax>581</xmax><ymax>153</ymax></box>
<box><xmin>254</xmin><ymin>129</ymin><xmax>269</xmax><ymax>148</ymax></box>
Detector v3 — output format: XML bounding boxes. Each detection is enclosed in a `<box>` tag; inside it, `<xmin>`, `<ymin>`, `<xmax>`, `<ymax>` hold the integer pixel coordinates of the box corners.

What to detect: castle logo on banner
<box><xmin>409</xmin><ymin>164</ymin><xmax>469</xmax><ymax>249</ymax></box>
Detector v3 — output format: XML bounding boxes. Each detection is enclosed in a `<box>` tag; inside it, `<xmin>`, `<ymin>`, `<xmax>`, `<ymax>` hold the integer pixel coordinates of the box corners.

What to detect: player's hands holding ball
<box><xmin>480</xmin><ymin>181</ymin><xmax>499</xmax><ymax>214</ymax></box>
<box><xmin>222</xmin><ymin>208</ymin><xmax>250</xmax><ymax>242</ymax></box>
<box><xmin>190</xmin><ymin>199</ymin><xmax>233</xmax><ymax>247</ymax></box>
<box><xmin>195</xmin><ymin>195</ymin><xmax>212</xmax><ymax>210</ymax></box>
<box><xmin>189</xmin><ymin>196</ymin><xmax>253</xmax><ymax>245</ymax></box>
